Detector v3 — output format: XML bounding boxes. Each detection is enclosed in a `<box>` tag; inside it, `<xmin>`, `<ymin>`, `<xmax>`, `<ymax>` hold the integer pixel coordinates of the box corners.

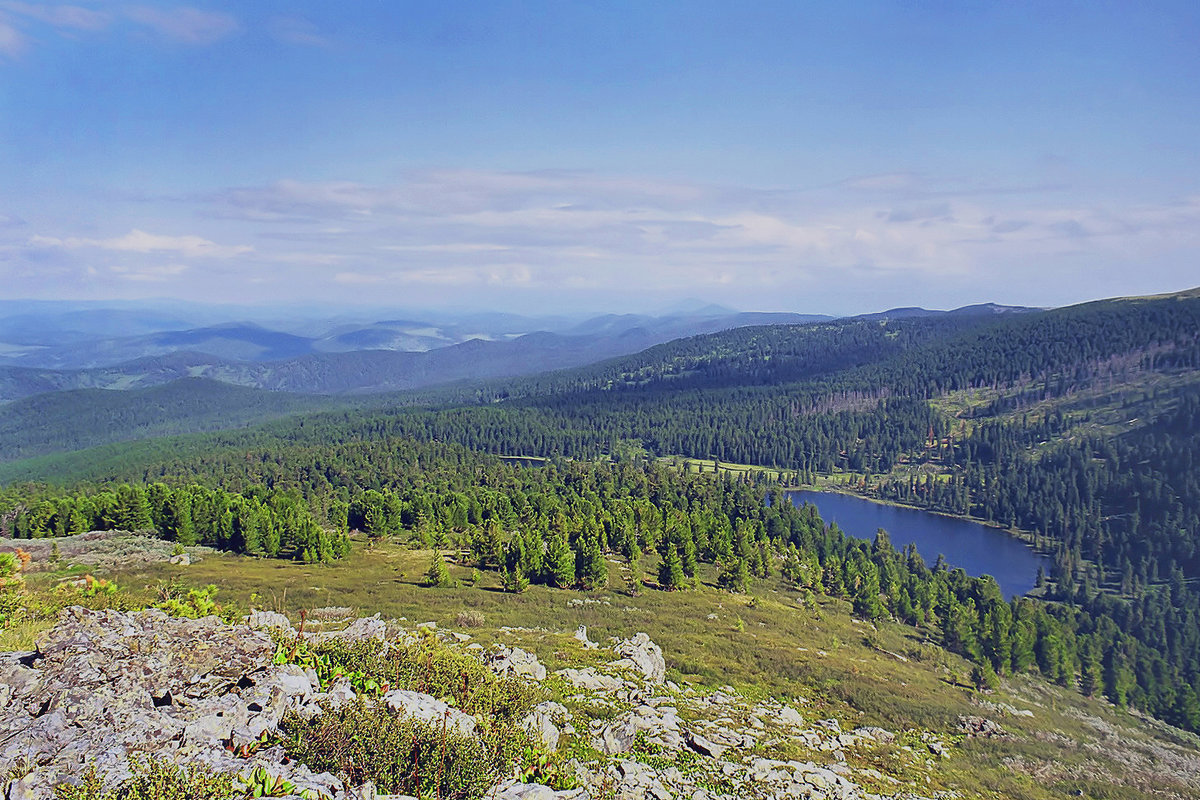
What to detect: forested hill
<box><xmin>3</xmin><ymin>288</ymin><xmax>1200</xmax><ymax>736</ymax></box>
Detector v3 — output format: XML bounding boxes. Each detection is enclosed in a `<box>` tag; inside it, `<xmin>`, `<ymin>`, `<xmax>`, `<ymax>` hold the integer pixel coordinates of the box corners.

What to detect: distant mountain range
<box><xmin>0</xmin><ymin>307</ymin><xmax>848</xmax><ymax>402</ymax></box>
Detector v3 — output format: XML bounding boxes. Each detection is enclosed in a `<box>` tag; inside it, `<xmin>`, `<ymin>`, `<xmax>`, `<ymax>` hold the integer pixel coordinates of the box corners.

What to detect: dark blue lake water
<box><xmin>787</xmin><ymin>490</ymin><xmax>1049</xmax><ymax>598</ymax></box>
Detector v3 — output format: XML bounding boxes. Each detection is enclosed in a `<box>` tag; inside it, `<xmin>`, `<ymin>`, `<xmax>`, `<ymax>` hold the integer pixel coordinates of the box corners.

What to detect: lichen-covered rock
<box><xmin>383</xmin><ymin>689</ymin><xmax>478</xmax><ymax>737</ymax></box>
<box><xmin>609</xmin><ymin>633</ymin><xmax>665</xmax><ymax>684</ymax></box>
<box><xmin>557</xmin><ymin>666</ymin><xmax>626</xmax><ymax>692</ymax></box>
<box><xmin>491</xmin><ymin>645</ymin><xmax>547</xmax><ymax>681</ymax></box>
<box><xmin>574</xmin><ymin>625</ymin><xmax>598</xmax><ymax>650</ymax></box>
<box><xmin>593</xmin><ymin>703</ymin><xmax>685</xmax><ymax>755</ymax></box>
<box><xmin>0</xmin><ymin>607</ymin><xmax>316</xmax><ymax>799</ymax></box>
<box><xmin>317</xmin><ymin>614</ymin><xmax>387</xmax><ymax>644</ymax></box>
<box><xmin>522</xmin><ymin>701</ymin><xmax>569</xmax><ymax>752</ymax></box>
<box><xmin>245</xmin><ymin>609</ymin><xmax>295</xmax><ymax>634</ymax></box>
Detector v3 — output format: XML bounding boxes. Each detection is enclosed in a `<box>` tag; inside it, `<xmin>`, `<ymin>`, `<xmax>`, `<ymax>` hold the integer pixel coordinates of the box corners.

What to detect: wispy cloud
<box><xmin>0</xmin><ymin>2</ymin><xmax>110</xmax><ymax>31</ymax></box>
<box><xmin>31</xmin><ymin>229</ymin><xmax>252</xmax><ymax>258</ymax></box>
<box><xmin>267</xmin><ymin>15</ymin><xmax>329</xmax><ymax>48</ymax></box>
<box><xmin>0</xmin><ymin>3</ymin><xmax>238</xmax><ymax>51</ymax></box>
<box><xmin>123</xmin><ymin>6</ymin><xmax>239</xmax><ymax>45</ymax></box>
<box><xmin>17</xmin><ymin>170</ymin><xmax>1200</xmax><ymax>307</ymax></box>
<box><xmin>0</xmin><ymin>16</ymin><xmax>25</xmax><ymax>57</ymax></box>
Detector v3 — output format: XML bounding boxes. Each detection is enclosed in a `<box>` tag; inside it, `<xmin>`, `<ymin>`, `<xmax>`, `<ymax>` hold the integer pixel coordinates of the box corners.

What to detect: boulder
<box><xmin>609</xmin><ymin>633</ymin><xmax>666</xmax><ymax>684</ymax></box>
<box><xmin>383</xmin><ymin>690</ymin><xmax>477</xmax><ymax>737</ymax></box>
<box><xmin>491</xmin><ymin>646</ymin><xmax>547</xmax><ymax>682</ymax></box>
<box><xmin>521</xmin><ymin>701</ymin><xmax>569</xmax><ymax>752</ymax></box>
<box><xmin>557</xmin><ymin>667</ymin><xmax>625</xmax><ymax>693</ymax></box>
<box><xmin>244</xmin><ymin>610</ymin><xmax>294</xmax><ymax>634</ymax></box>
<box><xmin>593</xmin><ymin>704</ymin><xmax>684</xmax><ymax>755</ymax></box>
<box><xmin>574</xmin><ymin>625</ymin><xmax>598</xmax><ymax>650</ymax></box>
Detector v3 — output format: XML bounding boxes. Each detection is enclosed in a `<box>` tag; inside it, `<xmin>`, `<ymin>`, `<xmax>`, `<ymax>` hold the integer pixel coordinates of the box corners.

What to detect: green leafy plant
<box><xmin>155</xmin><ymin>584</ymin><xmax>219</xmax><ymax>618</ymax></box>
<box><xmin>54</xmin><ymin>757</ymin><xmax>234</xmax><ymax>800</ymax></box>
<box><xmin>234</xmin><ymin>767</ymin><xmax>316</xmax><ymax>799</ymax></box>
<box><xmin>518</xmin><ymin>745</ymin><xmax>577</xmax><ymax>790</ymax></box>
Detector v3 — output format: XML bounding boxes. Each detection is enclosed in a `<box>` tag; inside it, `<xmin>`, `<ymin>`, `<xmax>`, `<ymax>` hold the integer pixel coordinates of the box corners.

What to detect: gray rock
<box><xmin>492</xmin><ymin>783</ymin><xmax>558</xmax><ymax>800</ymax></box>
<box><xmin>557</xmin><ymin>667</ymin><xmax>625</xmax><ymax>692</ymax></box>
<box><xmin>686</xmin><ymin>731</ymin><xmax>727</xmax><ymax>759</ymax></box>
<box><xmin>522</xmin><ymin>701</ymin><xmax>569</xmax><ymax>752</ymax></box>
<box><xmin>491</xmin><ymin>646</ymin><xmax>547</xmax><ymax>682</ymax></box>
<box><xmin>610</xmin><ymin>633</ymin><xmax>666</xmax><ymax>684</ymax></box>
<box><xmin>319</xmin><ymin>614</ymin><xmax>387</xmax><ymax>644</ymax></box>
<box><xmin>383</xmin><ymin>690</ymin><xmax>477</xmax><ymax>737</ymax></box>
<box><xmin>244</xmin><ymin>610</ymin><xmax>294</xmax><ymax>633</ymax></box>
<box><xmin>574</xmin><ymin>626</ymin><xmax>598</xmax><ymax>650</ymax></box>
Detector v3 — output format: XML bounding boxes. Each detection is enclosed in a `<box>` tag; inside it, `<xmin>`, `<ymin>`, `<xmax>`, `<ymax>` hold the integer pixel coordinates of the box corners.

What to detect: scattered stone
<box><xmin>491</xmin><ymin>646</ymin><xmax>547</xmax><ymax>682</ymax></box>
<box><xmin>574</xmin><ymin>625</ymin><xmax>599</xmax><ymax>650</ymax></box>
<box><xmin>610</xmin><ymin>633</ymin><xmax>666</xmax><ymax>684</ymax></box>
<box><xmin>383</xmin><ymin>690</ymin><xmax>477</xmax><ymax>737</ymax></box>
<box><xmin>557</xmin><ymin>667</ymin><xmax>626</xmax><ymax>692</ymax></box>
<box><xmin>959</xmin><ymin>715</ymin><xmax>1008</xmax><ymax>738</ymax></box>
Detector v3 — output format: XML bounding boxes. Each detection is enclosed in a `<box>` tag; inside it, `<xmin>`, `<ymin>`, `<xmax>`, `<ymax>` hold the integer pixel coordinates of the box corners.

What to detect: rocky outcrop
<box><xmin>384</xmin><ymin>689</ymin><xmax>477</xmax><ymax>737</ymax></box>
<box><xmin>609</xmin><ymin>632</ymin><xmax>665</xmax><ymax>684</ymax></box>
<box><xmin>491</xmin><ymin>644</ymin><xmax>548</xmax><ymax>681</ymax></box>
<box><xmin>0</xmin><ymin>607</ymin><xmax>343</xmax><ymax>799</ymax></box>
<box><xmin>0</xmin><ymin>608</ymin><xmax>944</xmax><ymax>800</ymax></box>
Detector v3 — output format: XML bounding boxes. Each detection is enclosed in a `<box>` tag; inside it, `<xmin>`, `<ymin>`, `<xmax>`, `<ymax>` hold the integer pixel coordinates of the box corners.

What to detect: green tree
<box><xmin>425</xmin><ymin>550</ymin><xmax>453</xmax><ymax>588</ymax></box>
<box><xmin>658</xmin><ymin>540</ymin><xmax>686</xmax><ymax>591</ymax></box>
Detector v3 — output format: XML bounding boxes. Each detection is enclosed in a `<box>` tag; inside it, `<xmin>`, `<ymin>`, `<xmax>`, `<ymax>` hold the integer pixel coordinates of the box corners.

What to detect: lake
<box><xmin>786</xmin><ymin>490</ymin><xmax>1050</xmax><ymax>598</ymax></box>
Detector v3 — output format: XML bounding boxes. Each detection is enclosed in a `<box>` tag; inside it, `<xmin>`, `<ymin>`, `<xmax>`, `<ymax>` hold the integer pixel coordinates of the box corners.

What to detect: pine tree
<box><xmin>545</xmin><ymin>529</ymin><xmax>576</xmax><ymax>588</ymax></box>
<box><xmin>626</xmin><ymin>545</ymin><xmax>643</xmax><ymax>596</ymax></box>
<box><xmin>425</xmin><ymin>550</ymin><xmax>452</xmax><ymax>588</ymax></box>
<box><xmin>658</xmin><ymin>540</ymin><xmax>685</xmax><ymax>591</ymax></box>
<box><xmin>575</xmin><ymin>529</ymin><xmax>608</xmax><ymax>590</ymax></box>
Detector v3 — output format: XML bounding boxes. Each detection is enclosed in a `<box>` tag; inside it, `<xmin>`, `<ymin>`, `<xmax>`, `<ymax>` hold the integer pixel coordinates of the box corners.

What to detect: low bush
<box><xmin>54</xmin><ymin>757</ymin><xmax>235</xmax><ymax>800</ymax></box>
<box><xmin>282</xmin><ymin>698</ymin><xmax>516</xmax><ymax>800</ymax></box>
<box><xmin>455</xmin><ymin>610</ymin><xmax>485</xmax><ymax>628</ymax></box>
<box><xmin>303</xmin><ymin>632</ymin><xmax>539</xmax><ymax>723</ymax></box>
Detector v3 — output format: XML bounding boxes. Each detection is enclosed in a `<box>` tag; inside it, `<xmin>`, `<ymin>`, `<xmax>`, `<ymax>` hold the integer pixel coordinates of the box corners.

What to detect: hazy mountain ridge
<box><xmin>0</xmin><ymin>309</ymin><xmax>834</xmax><ymax>402</ymax></box>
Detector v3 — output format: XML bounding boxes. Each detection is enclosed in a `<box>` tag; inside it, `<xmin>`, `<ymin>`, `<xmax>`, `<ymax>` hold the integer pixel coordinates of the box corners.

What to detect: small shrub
<box><xmin>456</xmin><ymin>610</ymin><xmax>485</xmax><ymax>628</ymax></box>
<box><xmin>155</xmin><ymin>584</ymin><xmax>219</xmax><ymax>618</ymax></box>
<box><xmin>281</xmin><ymin>632</ymin><xmax>539</xmax><ymax>724</ymax></box>
<box><xmin>282</xmin><ymin>698</ymin><xmax>512</xmax><ymax>799</ymax></box>
<box><xmin>425</xmin><ymin>551</ymin><xmax>452</xmax><ymax>588</ymax></box>
<box><xmin>518</xmin><ymin>745</ymin><xmax>577</xmax><ymax>790</ymax></box>
<box><xmin>54</xmin><ymin>757</ymin><xmax>234</xmax><ymax>800</ymax></box>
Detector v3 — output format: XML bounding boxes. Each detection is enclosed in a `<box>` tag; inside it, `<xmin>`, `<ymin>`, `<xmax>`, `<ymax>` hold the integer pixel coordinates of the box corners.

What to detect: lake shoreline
<box><xmin>784</xmin><ymin>488</ymin><xmax>1050</xmax><ymax>598</ymax></box>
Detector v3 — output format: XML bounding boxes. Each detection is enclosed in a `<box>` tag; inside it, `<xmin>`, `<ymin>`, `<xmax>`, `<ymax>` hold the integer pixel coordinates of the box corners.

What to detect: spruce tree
<box><xmin>658</xmin><ymin>540</ymin><xmax>685</xmax><ymax>591</ymax></box>
<box><xmin>545</xmin><ymin>529</ymin><xmax>576</xmax><ymax>588</ymax></box>
<box><xmin>425</xmin><ymin>550</ymin><xmax>452</xmax><ymax>588</ymax></box>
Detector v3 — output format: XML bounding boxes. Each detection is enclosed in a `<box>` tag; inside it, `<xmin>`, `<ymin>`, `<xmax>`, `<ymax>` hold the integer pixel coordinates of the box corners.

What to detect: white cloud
<box><xmin>26</xmin><ymin>169</ymin><xmax>1197</xmax><ymax>307</ymax></box>
<box><xmin>0</xmin><ymin>16</ymin><xmax>25</xmax><ymax>57</ymax></box>
<box><xmin>200</xmin><ymin>170</ymin><xmax>1200</xmax><ymax>300</ymax></box>
<box><xmin>124</xmin><ymin>6</ymin><xmax>238</xmax><ymax>45</ymax></box>
<box><xmin>109</xmin><ymin>262</ymin><xmax>189</xmax><ymax>282</ymax></box>
<box><xmin>0</xmin><ymin>2</ymin><xmax>110</xmax><ymax>31</ymax></box>
<box><xmin>32</xmin><ymin>229</ymin><xmax>252</xmax><ymax>258</ymax></box>
<box><xmin>267</xmin><ymin>15</ymin><xmax>329</xmax><ymax>47</ymax></box>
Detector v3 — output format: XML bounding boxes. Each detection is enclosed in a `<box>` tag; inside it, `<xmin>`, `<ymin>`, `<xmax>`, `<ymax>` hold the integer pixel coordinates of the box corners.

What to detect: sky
<box><xmin>2</xmin><ymin>1</ymin><xmax>1199</xmax><ymax>316</ymax></box>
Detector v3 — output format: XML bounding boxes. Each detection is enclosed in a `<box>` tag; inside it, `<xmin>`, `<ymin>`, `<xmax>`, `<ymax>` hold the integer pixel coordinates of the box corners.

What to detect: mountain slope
<box><xmin>0</xmin><ymin>378</ymin><xmax>343</xmax><ymax>463</ymax></box>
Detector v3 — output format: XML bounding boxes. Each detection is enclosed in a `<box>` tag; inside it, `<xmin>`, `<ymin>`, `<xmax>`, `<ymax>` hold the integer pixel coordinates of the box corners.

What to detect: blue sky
<box><xmin>2</xmin><ymin>1</ymin><xmax>1198</xmax><ymax>315</ymax></box>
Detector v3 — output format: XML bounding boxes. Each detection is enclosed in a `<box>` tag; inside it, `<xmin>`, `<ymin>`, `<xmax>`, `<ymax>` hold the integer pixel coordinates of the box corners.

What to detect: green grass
<box><xmin>20</xmin><ymin>536</ymin><xmax>1180</xmax><ymax>800</ymax></box>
